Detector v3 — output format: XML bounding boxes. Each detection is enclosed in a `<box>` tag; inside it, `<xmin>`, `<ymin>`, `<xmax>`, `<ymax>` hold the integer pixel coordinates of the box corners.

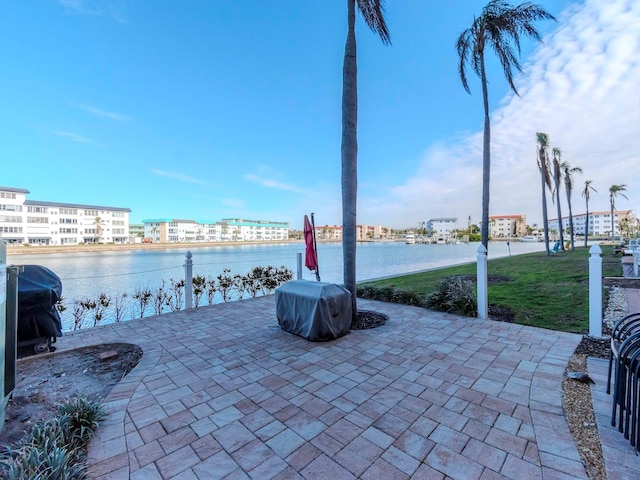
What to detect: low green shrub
<box><xmin>357</xmin><ymin>285</ymin><xmax>424</xmax><ymax>306</ymax></box>
<box><xmin>0</xmin><ymin>396</ymin><xmax>105</xmax><ymax>479</ymax></box>
<box><xmin>425</xmin><ymin>276</ymin><xmax>477</xmax><ymax>317</ymax></box>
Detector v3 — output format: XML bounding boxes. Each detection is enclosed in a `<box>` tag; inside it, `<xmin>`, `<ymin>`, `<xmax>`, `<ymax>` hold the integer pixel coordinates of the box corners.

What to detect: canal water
<box><xmin>9</xmin><ymin>240</ymin><xmax>545</xmax><ymax>331</ymax></box>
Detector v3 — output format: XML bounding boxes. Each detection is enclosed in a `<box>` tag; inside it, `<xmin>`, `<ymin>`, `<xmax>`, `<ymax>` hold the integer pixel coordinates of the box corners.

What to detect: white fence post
<box><xmin>184</xmin><ymin>251</ymin><xmax>193</xmax><ymax>309</ymax></box>
<box><xmin>477</xmin><ymin>245</ymin><xmax>488</xmax><ymax>320</ymax></box>
<box><xmin>589</xmin><ymin>244</ymin><xmax>602</xmax><ymax>337</ymax></box>
<box><xmin>297</xmin><ymin>252</ymin><xmax>303</xmax><ymax>280</ymax></box>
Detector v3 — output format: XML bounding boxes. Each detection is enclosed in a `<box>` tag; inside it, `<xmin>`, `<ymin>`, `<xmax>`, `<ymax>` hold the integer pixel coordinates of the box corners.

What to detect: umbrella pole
<box><xmin>311</xmin><ymin>212</ymin><xmax>321</xmax><ymax>281</ymax></box>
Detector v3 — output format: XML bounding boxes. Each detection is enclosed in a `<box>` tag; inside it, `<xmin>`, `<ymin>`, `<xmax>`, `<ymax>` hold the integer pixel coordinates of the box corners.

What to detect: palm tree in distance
<box><xmin>561</xmin><ymin>161</ymin><xmax>582</xmax><ymax>250</ymax></box>
<box><xmin>536</xmin><ymin>132</ymin><xmax>553</xmax><ymax>255</ymax></box>
<box><xmin>342</xmin><ymin>0</ymin><xmax>390</xmax><ymax>323</ymax></box>
<box><xmin>609</xmin><ymin>184</ymin><xmax>628</xmax><ymax>241</ymax></box>
<box><xmin>551</xmin><ymin>148</ymin><xmax>565</xmax><ymax>250</ymax></box>
<box><xmin>457</xmin><ymin>0</ymin><xmax>555</xmax><ymax>251</ymax></box>
<box><xmin>582</xmin><ymin>180</ymin><xmax>597</xmax><ymax>247</ymax></box>
<box><xmin>93</xmin><ymin>216</ymin><xmax>105</xmax><ymax>243</ymax></box>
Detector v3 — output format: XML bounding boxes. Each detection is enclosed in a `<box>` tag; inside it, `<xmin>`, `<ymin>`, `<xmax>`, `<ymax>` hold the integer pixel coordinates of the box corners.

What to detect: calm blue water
<box><xmin>9</xmin><ymin>240</ymin><xmax>545</xmax><ymax>331</ymax></box>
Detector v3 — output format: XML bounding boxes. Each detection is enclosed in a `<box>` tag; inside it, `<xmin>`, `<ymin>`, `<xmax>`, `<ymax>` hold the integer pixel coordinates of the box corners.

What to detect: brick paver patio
<box><xmin>52</xmin><ymin>295</ymin><xmax>638</xmax><ymax>479</ymax></box>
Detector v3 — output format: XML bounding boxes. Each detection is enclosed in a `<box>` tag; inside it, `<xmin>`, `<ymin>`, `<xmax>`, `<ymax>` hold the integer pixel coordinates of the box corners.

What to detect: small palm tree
<box><xmin>342</xmin><ymin>0</ymin><xmax>390</xmax><ymax>322</ymax></box>
<box><xmin>609</xmin><ymin>184</ymin><xmax>628</xmax><ymax>240</ymax></box>
<box><xmin>457</xmin><ymin>0</ymin><xmax>555</xmax><ymax>250</ymax></box>
<box><xmin>551</xmin><ymin>148</ymin><xmax>565</xmax><ymax>250</ymax></box>
<box><xmin>582</xmin><ymin>180</ymin><xmax>596</xmax><ymax>247</ymax></box>
<box><xmin>93</xmin><ymin>216</ymin><xmax>105</xmax><ymax>243</ymax></box>
<box><xmin>561</xmin><ymin>161</ymin><xmax>582</xmax><ymax>250</ymax></box>
<box><xmin>536</xmin><ymin>132</ymin><xmax>553</xmax><ymax>255</ymax></box>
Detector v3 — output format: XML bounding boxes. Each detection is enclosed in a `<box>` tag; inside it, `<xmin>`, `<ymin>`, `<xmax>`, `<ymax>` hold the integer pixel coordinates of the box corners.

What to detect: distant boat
<box><xmin>405</xmin><ymin>234</ymin><xmax>416</xmax><ymax>244</ymax></box>
<box><xmin>436</xmin><ymin>237</ymin><xmax>446</xmax><ymax>245</ymax></box>
<box><xmin>520</xmin><ymin>235</ymin><xmax>540</xmax><ymax>242</ymax></box>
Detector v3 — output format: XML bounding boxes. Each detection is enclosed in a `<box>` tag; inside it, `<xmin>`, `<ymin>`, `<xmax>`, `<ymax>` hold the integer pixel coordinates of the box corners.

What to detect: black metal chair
<box><xmin>608</xmin><ymin>313</ymin><xmax>640</xmax><ymax>394</ymax></box>
<box><xmin>610</xmin><ymin>331</ymin><xmax>640</xmax><ymax>430</ymax></box>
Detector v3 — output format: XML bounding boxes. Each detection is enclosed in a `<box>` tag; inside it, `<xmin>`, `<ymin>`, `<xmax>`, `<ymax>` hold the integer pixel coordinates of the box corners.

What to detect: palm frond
<box><xmin>456</xmin><ymin>0</ymin><xmax>555</xmax><ymax>96</ymax></box>
<box><xmin>356</xmin><ymin>0</ymin><xmax>391</xmax><ymax>45</ymax></box>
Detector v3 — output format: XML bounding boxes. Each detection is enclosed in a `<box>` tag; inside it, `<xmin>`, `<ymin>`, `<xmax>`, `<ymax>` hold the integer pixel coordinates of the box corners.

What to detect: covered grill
<box><xmin>17</xmin><ymin>265</ymin><xmax>63</xmax><ymax>353</ymax></box>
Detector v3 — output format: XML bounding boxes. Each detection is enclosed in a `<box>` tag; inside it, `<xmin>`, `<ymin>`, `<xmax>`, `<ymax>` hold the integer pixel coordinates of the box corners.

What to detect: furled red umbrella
<box><xmin>303</xmin><ymin>214</ymin><xmax>320</xmax><ymax>281</ymax></box>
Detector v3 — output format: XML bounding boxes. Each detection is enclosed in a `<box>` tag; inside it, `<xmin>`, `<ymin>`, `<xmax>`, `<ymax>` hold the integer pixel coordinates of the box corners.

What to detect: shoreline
<box><xmin>6</xmin><ymin>240</ymin><xmax>306</xmax><ymax>256</ymax></box>
<box><xmin>5</xmin><ymin>239</ymin><xmax>394</xmax><ymax>256</ymax></box>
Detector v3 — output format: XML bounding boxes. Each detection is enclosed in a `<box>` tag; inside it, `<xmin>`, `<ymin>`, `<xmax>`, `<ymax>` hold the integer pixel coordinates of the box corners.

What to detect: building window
<box><xmin>27</xmin><ymin>216</ymin><xmax>49</xmax><ymax>224</ymax></box>
<box><xmin>0</xmin><ymin>192</ymin><xmax>16</xmax><ymax>199</ymax></box>
<box><xmin>0</xmin><ymin>204</ymin><xmax>22</xmax><ymax>212</ymax></box>
<box><xmin>27</xmin><ymin>206</ymin><xmax>48</xmax><ymax>213</ymax></box>
<box><xmin>0</xmin><ymin>215</ymin><xmax>21</xmax><ymax>223</ymax></box>
<box><xmin>84</xmin><ymin>210</ymin><xmax>99</xmax><ymax>216</ymax></box>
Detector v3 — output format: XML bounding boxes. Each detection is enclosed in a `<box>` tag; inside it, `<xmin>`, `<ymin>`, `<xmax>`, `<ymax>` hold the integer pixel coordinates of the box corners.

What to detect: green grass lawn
<box><xmin>359</xmin><ymin>245</ymin><xmax>622</xmax><ymax>333</ymax></box>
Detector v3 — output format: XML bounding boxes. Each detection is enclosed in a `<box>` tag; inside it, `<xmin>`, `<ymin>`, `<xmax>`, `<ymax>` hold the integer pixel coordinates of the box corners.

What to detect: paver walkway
<box><xmin>53</xmin><ymin>296</ymin><xmax>599</xmax><ymax>479</ymax></box>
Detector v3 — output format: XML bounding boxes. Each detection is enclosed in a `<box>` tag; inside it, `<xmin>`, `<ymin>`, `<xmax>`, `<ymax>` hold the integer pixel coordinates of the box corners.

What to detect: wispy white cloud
<box><xmin>59</xmin><ymin>0</ymin><xmax>128</xmax><ymax>24</ymax></box>
<box><xmin>368</xmin><ymin>0</ymin><xmax>640</xmax><ymax>228</ymax></box>
<box><xmin>59</xmin><ymin>0</ymin><xmax>100</xmax><ymax>16</ymax></box>
<box><xmin>79</xmin><ymin>103</ymin><xmax>131</xmax><ymax>121</ymax></box>
<box><xmin>54</xmin><ymin>131</ymin><xmax>101</xmax><ymax>145</ymax></box>
<box><xmin>244</xmin><ymin>173</ymin><xmax>307</xmax><ymax>194</ymax></box>
<box><xmin>220</xmin><ymin>198</ymin><xmax>246</xmax><ymax>209</ymax></box>
<box><xmin>151</xmin><ymin>169</ymin><xmax>210</xmax><ymax>186</ymax></box>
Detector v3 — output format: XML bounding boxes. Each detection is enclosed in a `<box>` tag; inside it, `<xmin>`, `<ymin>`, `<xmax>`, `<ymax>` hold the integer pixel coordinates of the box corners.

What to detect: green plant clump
<box><xmin>0</xmin><ymin>396</ymin><xmax>106</xmax><ymax>479</ymax></box>
<box><xmin>357</xmin><ymin>285</ymin><xmax>424</xmax><ymax>306</ymax></box>
<box><xmin>425</xmin><ymin>276</ymin><xmax>478</xmax><ymax>317</ymax></box>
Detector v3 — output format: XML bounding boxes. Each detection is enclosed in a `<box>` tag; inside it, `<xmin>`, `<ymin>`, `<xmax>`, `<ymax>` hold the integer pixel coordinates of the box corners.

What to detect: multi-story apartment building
<box><xmin>487</xmin><ymin>214</ymin><xmax>527</xmax><ymax>238</ymax></box>
<box><xmin>0</xmin><ymin>186</ymin><xmax>131</xmax><ymax>245</ymax></box>
<box><xmin>356</xmin><ymin>224</ymin><xmax>392</xmax><ymax>240</ymax></box>
<box><xmin>141</xmin><ymin>218</ymin><xmax>289</xmax><ymax>243</ymax></box>
<box><xmin>315</xmin><ymin>225</ymin><xmax>342</xmax><ymax>240</ymax></box>
<box><xmin>314</xmin><ymin>224</ymin><xmax>391</xmax><ymax>241</ymax></box>
<box><xmin>549</xmin><ymin>210</ymin><xmax>635</xmax><ymax>237</ymax></box>
<box><xmin>427</xmin><ymin>217</ymin><xmax>458</xmax><ymax>240</ymax></box>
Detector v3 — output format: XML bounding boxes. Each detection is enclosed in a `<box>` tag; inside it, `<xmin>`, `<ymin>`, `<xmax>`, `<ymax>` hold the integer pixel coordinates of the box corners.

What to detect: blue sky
<box><xmin>2</xmin><ymin>0</ymin><xmax>638</xmax><ymax>230</ymax></box>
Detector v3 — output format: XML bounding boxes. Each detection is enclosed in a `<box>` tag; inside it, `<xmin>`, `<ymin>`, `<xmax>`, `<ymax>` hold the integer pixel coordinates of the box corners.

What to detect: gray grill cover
<box><xmin>275</xmin><ymin>280</ymin><xmax>352</xmax><ymax>341</ymax></box>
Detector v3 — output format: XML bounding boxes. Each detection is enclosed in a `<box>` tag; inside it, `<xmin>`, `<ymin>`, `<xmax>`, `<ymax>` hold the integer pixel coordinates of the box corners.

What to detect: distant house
<box><xmin>0</xmin><ymin>186</ymin><xmax>131</xmax><ymax>245</ymax></box>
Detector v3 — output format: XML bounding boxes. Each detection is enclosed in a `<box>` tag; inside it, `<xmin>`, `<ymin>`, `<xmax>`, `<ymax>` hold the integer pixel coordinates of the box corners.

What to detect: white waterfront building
<box><xmin>141</xmin><ymin>218</ymin><xmax>290</xmax><ymax>243</ymax></box>
<box><xmin>0</xmin><ymin>186</ymin><xmax>131</xmax><ymax>245</ymax></box>
<box><xmin>549</xmin><ymin>210</ymin><xmax>635</xmax><ymax>237</ymax></box>
<box><xmin>426</xmin><ymin>217</ymin><xmax>458</xmax><ymax>240</ymax></box>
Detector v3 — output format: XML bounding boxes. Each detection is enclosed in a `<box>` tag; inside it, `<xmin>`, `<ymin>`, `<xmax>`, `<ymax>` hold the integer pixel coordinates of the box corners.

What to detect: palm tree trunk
<box><xmin>567</xmin><ymin>198</ymin><xmax>575</xmax><ymax>250</ymax></box>
<box><xmin>342</xmin><ymin>0</ymin><xmax>358</xmax><ymax>323</ymax></box>
<box><xmin>584</xmin><ymin>200</ymin><xmax>589</xmax><ymax>247</ymax></box>
<box><xmin>541</xmin><ymin>173</ymin><xmax>550</xmax><ymax>255</ymax></box>
<box><xmin>479</xmin><ymin>50</ymin><xmax>490</xmax><ymax>252</ymax></box>
<box><xmin>611</xmin><ymin>203</ymin><xmax>615</xmax><ymax>240</ymax></box>
<box><xmin>555</xmin><ymin>181</ymin><xmax>564</xmax><ymax>250</ymax></box>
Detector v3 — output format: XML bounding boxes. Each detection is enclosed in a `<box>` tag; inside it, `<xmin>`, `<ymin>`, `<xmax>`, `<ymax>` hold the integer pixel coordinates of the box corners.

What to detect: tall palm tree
<box><xmin>561</xmin><ymin>161</ymin><xmax>582</xmax><ymax>250</ymax></box>
<box><xmin>582</xmin><ymin>180</ymin><xmax>596</xmax><ymax>247</ymax></box>
<box><xmin>342</xmin><ymin>0</ymin><xmax>390</xmax><ymax>322</ymax></box>
<box><xmin>536</xmin><ymin>132</ymin><xmax>553</xmax><ymax>255</ymax></box>
<box><xmin>457</xmin><ymin>0</ymin><xmax>555</xmax><ymax>251</ymax></box>
<box><xmin>551</xmin><ymin>148</ymin><xmax>565</xmax><ymax>250</ymax></box>
<box><xmin>609</xmin><ymin>184</ymin><xmax>628</xmax><ymax>240</ymax></box>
